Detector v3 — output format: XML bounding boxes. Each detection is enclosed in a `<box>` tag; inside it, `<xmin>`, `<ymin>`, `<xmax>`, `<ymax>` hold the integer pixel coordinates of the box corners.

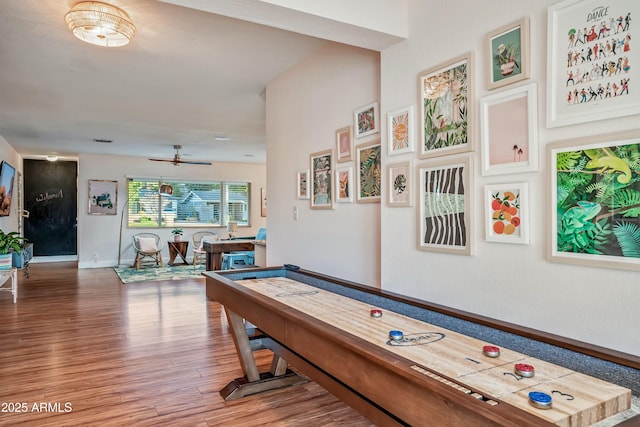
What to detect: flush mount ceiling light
<box><xmin>64</xmin><ymin>2</ymin><xmax>136</xmax><ymax>47</ymax></box>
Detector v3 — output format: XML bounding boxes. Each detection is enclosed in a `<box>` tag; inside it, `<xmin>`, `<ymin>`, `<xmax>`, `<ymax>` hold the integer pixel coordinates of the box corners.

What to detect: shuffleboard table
<box><xmin>204</xmin><ymin>266</ymin><xmax>638</xmax><ymax>427</ymax></box>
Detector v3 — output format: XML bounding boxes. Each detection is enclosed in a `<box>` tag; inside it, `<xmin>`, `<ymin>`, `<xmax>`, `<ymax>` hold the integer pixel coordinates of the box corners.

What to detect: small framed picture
<box><xmin>387</xmin><ymin>105</ymin><xmax>415</xmax><ymax>156</ymax></box>
<box><xmin>296</xmin><ymin>169</ymin><xmax>310</xmax><ymax>199</ymax></box>
<box><xmin>336</xmin><ymin>126</ymin><xmax>353</xmax><ymax>162</ymax></box>
<box><xmin>354</xmin><ymin>102</ymin><xmax>380</xmax><ymax>139</ymax></box>
<box><xmin>484</xmin><ymin>182</ymin><xmax>530</xmax><ymax>244</ymax></box>
<box><xmin>335</xmin><ymin>166</ymin><xmax>353</xmax><ymax>203</ymax></box>
<box><xmin>310</xmin><ymin>150</ymin><xmax>334</xmax><ymax>210</ymax></box>
<box><xmin>88</xmin><ymin>179</ymin><xmax>117</xmax><ymax>215</ymax></box>
<box><xmin>387</xmin><ymin>161</ymin><xmax>412</xmax><ymax>207</ymax></box>
<box><xmin>480</xmin><ymin>83</ymin><xmax>538</xmax><ymax>176</ymax></box>
<box><xmin>486</xmin><ymin>17</ymin><xmax>530</xmax><ymax>90</ymax></box>
<box><xmin>356</xmin><ymin>141</ymin><xmax>381</xmax><ymax>203</ymax></box>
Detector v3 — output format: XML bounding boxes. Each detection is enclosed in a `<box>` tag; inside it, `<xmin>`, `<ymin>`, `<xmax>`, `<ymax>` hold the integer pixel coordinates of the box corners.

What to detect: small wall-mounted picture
<box><xmin>387</xmin><ymin>106</ymin><xmax>415</xmax><ymax>156</ymax></box>
<box><xmin>297</xmin><ymin>169</ymin><xmax>310</xmax><ymax>200</ymax></box>
<box><xmin>484</xmin><ymin>182</ymin><xmax>529</xmax><ymax>245</ymax></box>
<box><xmin>336</xmin><ymin>166</ymin><xmax>353</xmax><ymax>203</ymax></box>
<box><xmin>0</xmin><ymin>161</ymin><xmax>16</xmax><ymax>217</ymax></box>
<box><xmin>88</xmin><ymin>179</ymin><xmax>117</xmax><ymax>215</ymax></box>
<box><xmin>387</xmin><ymin>161</ymin><xmax>412</xmax><ymax>207</ymax></box>
<box><xmin>486</xmin><ymin>17</ymin><xmax>530</xmax><ymax>90</ymax></box>
<box><xmin>336</xmin><ymin>126</ymin><xmax>353</xmax><ymax>162</ymax></box>
<box><xmin>354</xmin><ymin>102</ymin><xmax>380</xmax><ymax>139</ymax></box>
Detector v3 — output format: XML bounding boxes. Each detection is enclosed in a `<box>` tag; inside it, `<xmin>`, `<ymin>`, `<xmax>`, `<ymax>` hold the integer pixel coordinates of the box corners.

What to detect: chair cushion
<box><xmin>137</xmin><ymin>237</ymin><xmax>158</xmax><ymax>252</ymax></box>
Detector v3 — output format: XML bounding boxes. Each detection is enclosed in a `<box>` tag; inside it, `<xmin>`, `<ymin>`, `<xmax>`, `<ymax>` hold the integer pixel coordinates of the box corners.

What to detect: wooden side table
<box><xmin>168</xmin><ymin>240</ymin><xmax>189</xmax><ymax>265</ymax></box>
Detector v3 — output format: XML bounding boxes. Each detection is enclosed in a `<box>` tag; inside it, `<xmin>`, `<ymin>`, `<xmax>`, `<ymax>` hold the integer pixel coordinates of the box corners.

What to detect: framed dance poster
<box><xmin>547</xmin><ymin>0</ymin><xmax>639</xmax><ymax>127</ymax></box>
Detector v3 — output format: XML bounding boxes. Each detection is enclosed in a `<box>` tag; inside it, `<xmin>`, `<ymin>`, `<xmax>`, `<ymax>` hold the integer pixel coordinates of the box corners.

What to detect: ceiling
<box><xmin>0</xmin><ymin>0</ymin><xmax>337</xmax><ymax>164</ymax></box>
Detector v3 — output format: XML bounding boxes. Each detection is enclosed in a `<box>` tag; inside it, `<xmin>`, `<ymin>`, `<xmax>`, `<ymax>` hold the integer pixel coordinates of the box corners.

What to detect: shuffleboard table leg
<box><xmin>220</xmin><ymin>307</ymin><xmax>308</xmax><ymax>401</ymax></box>
<box><xmin>224</xmin><ymin>307</ymin><xmax>260</xmax><ymax>382</ymax></box>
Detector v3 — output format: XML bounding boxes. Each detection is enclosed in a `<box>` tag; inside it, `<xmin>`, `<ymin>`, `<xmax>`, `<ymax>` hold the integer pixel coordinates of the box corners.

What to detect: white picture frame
<box><xmin>484</xmin><ymin>182</ymin><xmax>530</xmax><ymax>245</ymax></box>
<box><xmin>547</xmin><ymin>0</ymin><xmax>639</xmax><ymax>127</ymax></box>
<box><xmin>480</xmin><ymin>83</ymin><xmax>538</xmax><ymax>176</ymax></box>
<box><xmin>387</xmin><ymin>105</ymin><xmax>415</xmax><ymax>156</ymax></box>
<box><xmin>417</xmin><ymin>157</ymin><xmax>472</xmax><ymax>255</ymax></box>
<box><xmin>354</xmin><ymin>102</ymin><xmax>380</xmax><ymax>139</ymax></box>
<box><xmin>387</xmin><ymin>161</ymin><xmax>412</xmax><ymax>207</ymax></box>
<box><xmin>335</xmin><ymin>166</ymin><xmax>353</xmax><ymax>203</ymax></box>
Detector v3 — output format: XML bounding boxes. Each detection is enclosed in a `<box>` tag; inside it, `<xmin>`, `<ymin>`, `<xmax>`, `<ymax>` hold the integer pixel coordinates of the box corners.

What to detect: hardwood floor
<box><xmin>0</xmin><ymin>263</ymin><xmax>374</xmax><ymax>426</ymax></box>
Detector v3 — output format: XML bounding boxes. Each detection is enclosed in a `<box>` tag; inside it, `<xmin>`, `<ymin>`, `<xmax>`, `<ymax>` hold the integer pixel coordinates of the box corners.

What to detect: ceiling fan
<box><xmin>149</xmin><ymin>145</ymin><xmax>212</xmax><ymax>166</ymax></box>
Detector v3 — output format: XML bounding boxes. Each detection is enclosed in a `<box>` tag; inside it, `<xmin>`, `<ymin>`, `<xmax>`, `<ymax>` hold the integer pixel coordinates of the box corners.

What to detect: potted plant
<box><xmin>0</xmin><ymin>230</ymin><xmax>26</xmax><ymax>270</ymax></box>
<box><xmin>494</xmin><ymin>42</ymin><xmax>520</xmax><ymax>76</ymax></box>
<box><xmin>171</xmin><ymin>228</ymin><xmax>183</xmax><ymax>242</ymax></box>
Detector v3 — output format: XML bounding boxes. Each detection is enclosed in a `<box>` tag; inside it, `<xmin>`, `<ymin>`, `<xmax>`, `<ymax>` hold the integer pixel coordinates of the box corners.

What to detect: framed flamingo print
<box><xmin>480</xmin><ymin>83</ymin><xmax>538</xmax><ymax>176</ymax></box>
<box><xmin>387</xmin><ymin>106</ymin><xmax>415</xmax><ymax>156</ymax></box>
<box><xmin>418</xmin><ymin>53</ymin><xmax>473</xmax><ymax>159</ymax></box>
<box><xmin>484</xmin><ymin>182</ymin><xmax>530</xmax><ymax>244</ymax></box>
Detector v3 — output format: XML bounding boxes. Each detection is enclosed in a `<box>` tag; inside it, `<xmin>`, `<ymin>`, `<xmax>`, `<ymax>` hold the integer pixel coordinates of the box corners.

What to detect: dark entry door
<box><xmin>23</xmin><ymin>159</ymin><xmax>78</xmax><ymax>257</ymax></box>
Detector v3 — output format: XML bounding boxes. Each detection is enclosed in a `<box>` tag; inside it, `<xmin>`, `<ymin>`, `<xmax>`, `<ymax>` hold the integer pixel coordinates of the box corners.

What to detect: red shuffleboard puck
<box><xmin>482</xmin><ymin>345</ymin><xmax>501</xmax><ymax>358</ymax></box>
<box><xmin>515</xmin><ymin>363</ymin><xmax>535</xmax><ymax>377</ymax></box>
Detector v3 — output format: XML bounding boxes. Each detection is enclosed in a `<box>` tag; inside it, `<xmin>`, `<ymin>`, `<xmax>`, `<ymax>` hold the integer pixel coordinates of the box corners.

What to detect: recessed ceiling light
<box><xmin>213</xmin><ymin>136</ymin><xmax>230</xmax><ymax>141</ymax></box>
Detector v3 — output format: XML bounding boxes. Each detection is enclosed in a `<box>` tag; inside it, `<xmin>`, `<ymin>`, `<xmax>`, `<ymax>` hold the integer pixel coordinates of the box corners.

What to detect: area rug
<box><xmin>114</xmin><ymin>264</ymin><xmax>206</xmax><ymax>284</ymax></box>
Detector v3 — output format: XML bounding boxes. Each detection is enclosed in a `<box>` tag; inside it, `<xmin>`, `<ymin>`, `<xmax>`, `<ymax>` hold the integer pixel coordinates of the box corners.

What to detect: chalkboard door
<box><xmin>23</xmin><ymin>159</ymin><xmax>78</xmax><ymax>257</ymax></box>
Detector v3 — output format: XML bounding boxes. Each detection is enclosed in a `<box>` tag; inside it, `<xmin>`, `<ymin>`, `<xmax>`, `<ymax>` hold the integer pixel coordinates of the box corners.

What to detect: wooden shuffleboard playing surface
<box><xmin>235</xmin><ymin>277</ymin><xmax>631</xmax><ymax>427</ymax></box>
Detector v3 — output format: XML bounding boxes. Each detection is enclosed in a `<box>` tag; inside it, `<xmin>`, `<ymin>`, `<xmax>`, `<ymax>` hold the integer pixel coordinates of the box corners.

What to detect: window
<box><xmin>127</xmin><ymin>178</ymin><xmax>250</xmax><ymax>228</ymax></box>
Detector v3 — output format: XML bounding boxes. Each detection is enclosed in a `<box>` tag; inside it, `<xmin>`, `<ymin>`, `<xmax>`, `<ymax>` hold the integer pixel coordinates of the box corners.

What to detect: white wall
<box><xmin>380</xmin><ymin>0</ymin><xmax>639</xmax><ymax>355</ymax></box>
<box><xmin>0</xmin><ymin>136</ymin><xmax>22</xmax><ymax>234</ymax></box>
<box><xmin>266</xmin><ymin>43</ymin><xmax>381</xmax><ymax>286</ymax></box>
<box><xmin>78</xmin><ymin>153</ymin><xmax>266</xmax><ymax>268</ymax></box>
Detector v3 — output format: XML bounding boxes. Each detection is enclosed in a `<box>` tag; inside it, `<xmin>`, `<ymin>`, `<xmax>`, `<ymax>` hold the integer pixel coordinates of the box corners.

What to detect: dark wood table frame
<box><xmin>203</xmin><ymin>240</ymin><xmax>255</xmax><ymax>270</ymax></box>
<box><xmin>168</xmin><ymin>240</ymin><xmax>189</xmax><ymax>265</ymax></box>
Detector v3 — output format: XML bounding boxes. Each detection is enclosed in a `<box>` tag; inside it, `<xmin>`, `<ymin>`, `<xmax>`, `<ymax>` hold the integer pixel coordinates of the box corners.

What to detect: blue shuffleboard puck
<box><xmin>528</xmin><ymin>391</ymin><xmax>553</xmax><ymax>409</ymax></box>
<box><xmin>389</xmin><ymin>330</ymin><xmax>403</xmax><ymax>341</ymax></box>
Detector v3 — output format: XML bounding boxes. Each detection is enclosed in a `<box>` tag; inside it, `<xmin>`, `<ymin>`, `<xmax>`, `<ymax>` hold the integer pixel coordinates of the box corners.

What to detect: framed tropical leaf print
<box><xmin>548</xmin><ymin>131</ymin><xmax>640</xmax><ymax>271</ymax></box>
<box><xmin>354</xmin><ymin>102</ymin><xmax>380</xmax><ymax>139</ymax></box>
<box><xmin>356</xmin><ymin>141</ymin><xmax>381</xmax><ymax>203</ymax></box>
<box><xmin>388</xmin><ymin>161</ymin><xmax>412</xmax><ymax>207</ymax></box>
<box><xmin>418</xmin><ymin>52</ymin><xmax>474</xmax><ymax>159</ymax></box>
